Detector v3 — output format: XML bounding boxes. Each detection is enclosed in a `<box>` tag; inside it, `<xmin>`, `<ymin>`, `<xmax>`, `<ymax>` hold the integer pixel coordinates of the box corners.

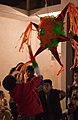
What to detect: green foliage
<box><xmin>40</xmin><ymin>28</ymin><xmax>45</xmax><ymax>36</ymax></box>
<box><xmin>32</xmin><ymin>61</ymin><xmax>38</xmax><ymax>68</ymax></box>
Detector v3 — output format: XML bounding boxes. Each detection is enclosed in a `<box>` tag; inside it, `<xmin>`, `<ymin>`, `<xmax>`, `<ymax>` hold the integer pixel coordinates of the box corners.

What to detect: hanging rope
<box><xmin>45</xmin><ymin>0</ymin><xmax>47</xmax><ymax>7</ymax></box>
<box><xmin>45</xmin><ymin>0</ymin><xmax>49</xmax><ymax>15</ymax></box>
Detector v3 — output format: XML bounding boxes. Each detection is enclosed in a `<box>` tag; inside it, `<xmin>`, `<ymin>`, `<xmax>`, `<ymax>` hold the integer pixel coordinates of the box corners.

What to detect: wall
<box><xmin>0</xmin><ymin>16</ymin><xmax>28</xmax><ymax>100</ymax></box>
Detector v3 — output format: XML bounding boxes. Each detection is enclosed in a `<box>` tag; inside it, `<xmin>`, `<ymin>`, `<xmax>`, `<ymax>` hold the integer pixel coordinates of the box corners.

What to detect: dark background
<box><xmin>0</xmin><ymin>0</ymin><xmax>61</xmax><ymax>10</ymax></box>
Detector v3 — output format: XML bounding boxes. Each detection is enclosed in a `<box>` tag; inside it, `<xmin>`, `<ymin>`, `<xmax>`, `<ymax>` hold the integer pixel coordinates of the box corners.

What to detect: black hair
<box><xmin>44</xmin><ymin>79</ymin><xmax>52</xmax><ymax>86</ymax></box>
<box><xmin>0</xmin><ymin>90</ymin><xmax>4</xmax><ymax>95</ymax></box>
<box><xmin>26</xmin><ymin>65</ymin><xmax>34</xmax><ymax>74</ymax></box>
<box><xmin>74</xmin><ymin>67</ymin><xmax>78</xmax><ymax>73</ymax></box>
<box><xmin>9</xmin><ymin>67</ymin><xmax>16</xmax><ymax>75</ymax></box>
<box><xmin>73</xmin><ymin>35</ymin><xmax>78</xmax><ymax>42</ymax></box>
<box><xmin>2</xmin><ymin>75</ymin><xmax>16</xmax><ymax>91</ymax></box>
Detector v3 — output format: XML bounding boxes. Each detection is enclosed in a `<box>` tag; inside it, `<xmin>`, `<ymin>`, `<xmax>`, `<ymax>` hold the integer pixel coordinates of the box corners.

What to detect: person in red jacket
<box><xmin>2</xmin><ymin>65</ymin><xmax>43</xmax><ymax>120</ymax></box>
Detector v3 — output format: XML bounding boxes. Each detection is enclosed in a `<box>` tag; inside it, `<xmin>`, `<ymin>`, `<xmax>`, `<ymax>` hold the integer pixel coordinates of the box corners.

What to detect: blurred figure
<box><xmin>67</xmin><ymin>67</ymin><xmax>78</xmax><ymax>120</ymax></box>
<box><xmin>0</xmin><ymin>90</ymin><xmax>12</xmax><ymax>120</ymax></box>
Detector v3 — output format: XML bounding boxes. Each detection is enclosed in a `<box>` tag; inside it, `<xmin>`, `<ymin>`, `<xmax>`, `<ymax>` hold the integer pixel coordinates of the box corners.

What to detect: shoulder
<box><xmin>51</xmin><ymin>89</ymin><xmax>66</xmax><ymax>100</ymax></box>
<box><xmin>51</xmin><ymin>89</ymin><xmax>61</xmax><ymax>93</ymax></box>
<box><xmin>70</xmin><ymin>85</ymin><xmax>76</xmax><ymax>92</ymax></box>
<box><xmin>50</xmin><ymin>89</ymin><xmax>60</xmax><ymax>95</ymax></box>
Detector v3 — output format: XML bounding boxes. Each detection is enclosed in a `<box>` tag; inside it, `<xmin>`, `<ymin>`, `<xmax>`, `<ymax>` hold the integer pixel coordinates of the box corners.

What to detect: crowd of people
<box><xmin>0</xmin><ymin>62</ymin><xmax>78</xmax><ymax>120</ymax></box>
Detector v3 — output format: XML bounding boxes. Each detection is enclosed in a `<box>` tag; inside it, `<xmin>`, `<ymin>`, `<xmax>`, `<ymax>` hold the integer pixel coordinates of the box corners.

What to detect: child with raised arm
<box><xmin>2</xmin><ymin>65</ymin><xmax>43</xmax><ymax>120</ymax></box>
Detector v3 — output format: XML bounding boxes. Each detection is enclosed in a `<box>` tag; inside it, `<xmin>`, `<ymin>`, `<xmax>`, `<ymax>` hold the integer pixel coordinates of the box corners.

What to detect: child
<box><xmin>2</xmin><ymin>66</ymin><xmax>43</xmax><ymax>120</ymax></box>
<box><xmin>38</xmin><ymin>79</ymin><xmax>66</xmax><ymax>120</ymax></box>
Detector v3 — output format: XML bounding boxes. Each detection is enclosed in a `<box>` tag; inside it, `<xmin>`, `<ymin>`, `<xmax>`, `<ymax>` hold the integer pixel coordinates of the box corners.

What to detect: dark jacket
<box><xmin>39</xmin><ymin>89</ymin><xmax>64</xmax><ymax>120</ymax></box>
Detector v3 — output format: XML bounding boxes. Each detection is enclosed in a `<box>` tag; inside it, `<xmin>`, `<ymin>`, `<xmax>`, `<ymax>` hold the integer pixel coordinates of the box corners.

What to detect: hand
<box><xmin>34</xmin><ymin>67</ymin><xmax>41</xmax><ymax>76</ymax></box>
<box><xmin>39</xmin><ymin>75</ymin><xmax>43</xmax><ymax>80</ymax></box>
<box><xmin>37</xmin><ymin>85</ymin><xmax>43</xmax><ymax>92</ymax></box>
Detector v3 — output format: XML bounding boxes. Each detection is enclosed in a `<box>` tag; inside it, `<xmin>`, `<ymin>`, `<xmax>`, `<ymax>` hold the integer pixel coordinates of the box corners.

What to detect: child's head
<box><xmin>2</xmin><ymin>75</ymin><xmax>17</xmax><ymax>91</ymax></box>
<box><xmin>25</xmin><ymin>65</ymin><xmax>34</xmax><ymax>81</ymax></box>
<box><xmin>73</xmin><ymin>67</ymin><xmax>78</xmax><ymax>84</ymax></box>
<box><xmin>43</xmin><ymin>79</ymin><xmax>52</xmax><ymax>93</ymax></box>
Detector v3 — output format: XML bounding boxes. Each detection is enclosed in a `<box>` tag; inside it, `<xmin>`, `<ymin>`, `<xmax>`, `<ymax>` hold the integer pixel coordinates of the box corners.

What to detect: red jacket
<box><xmin>10</xmin><ymin>76</ymin><xmax>43</xmax><ymax>118</ymax></box>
